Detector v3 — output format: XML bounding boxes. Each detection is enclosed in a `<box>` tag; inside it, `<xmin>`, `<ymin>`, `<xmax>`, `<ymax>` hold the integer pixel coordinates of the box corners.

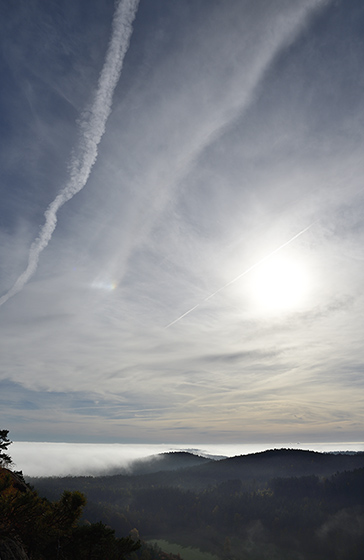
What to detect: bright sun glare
<box><xmin>248</xmin><ymin>255</ymin><xmax>310</xmax><ymax>314</ymax></box>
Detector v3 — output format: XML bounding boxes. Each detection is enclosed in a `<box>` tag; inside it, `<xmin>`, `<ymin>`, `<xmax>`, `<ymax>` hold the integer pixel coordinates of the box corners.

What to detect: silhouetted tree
<box><xmin>0</xmin><ymin>429</ymin><xmax>12</xmax><ymax>468</ymax></box>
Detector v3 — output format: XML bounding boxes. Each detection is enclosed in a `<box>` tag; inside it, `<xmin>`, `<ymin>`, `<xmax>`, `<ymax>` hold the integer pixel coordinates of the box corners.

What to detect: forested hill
<box><xmin>28</xmin><ymin>449</ymin><xmax>364</xmax><ymax>493</ymax></box>
<box><xmin>105</xmin><ymin>450</ymin><xmax>212</xmax><ymax>476</ymax></box>
<box><xmin>90</xmin><ymin>448</ymin><xmax>364</xmax><ymax>480</ymax></box>
<box><xmin>185</xmin><ymin>448</ymin><xmax>364</xmax><ymax>485</ymax></box>
<box><xmin>27</xmin><ymin>449</ymin><xmax>364</xmax><ymax>560</ymax></box>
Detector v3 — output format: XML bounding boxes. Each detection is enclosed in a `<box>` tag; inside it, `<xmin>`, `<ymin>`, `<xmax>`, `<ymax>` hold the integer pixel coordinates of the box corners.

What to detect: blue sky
<box><xmin>0</xmin><ymin>0</ymin><xmax>363</xmax><ymax>446</ymax></box>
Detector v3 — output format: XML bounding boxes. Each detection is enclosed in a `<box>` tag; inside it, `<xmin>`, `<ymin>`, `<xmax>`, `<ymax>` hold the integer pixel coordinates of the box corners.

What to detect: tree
<box><xmin>0</xmin><ymin>430</ymin><xmax>12</xmax><ymax>468</ymax></box>
<box><xmin>0</xmin><ymin>430</ymin><xmax>141</xmax><ymax>559</ymax></box>
<box><xmin>62</xmin><ymin>522</ymin><xmax>141</xmax><ymax>560</ymax></box>
<box><xmin>0</xmin><ymin>468</ymin><xmax>89</xmax><ymax>558</ymax></box>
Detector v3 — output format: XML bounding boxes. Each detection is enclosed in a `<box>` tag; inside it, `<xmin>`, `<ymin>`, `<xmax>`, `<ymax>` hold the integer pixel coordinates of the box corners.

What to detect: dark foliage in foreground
<box><xmin>0</xmin><ymin>429</ymin><xmax>144</xmax><ymax>560</ymax></box>
<box><xmin>0</xmin><ymin>466</ymin><xmax>141</xmax><ymax>559</ymax></box>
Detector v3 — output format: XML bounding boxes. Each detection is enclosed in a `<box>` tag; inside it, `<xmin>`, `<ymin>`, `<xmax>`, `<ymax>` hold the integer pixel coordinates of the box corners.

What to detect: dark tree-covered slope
<box><xmin>106</xmin><ymin>451</ymin><xmax>212</xmax><ymax>476</ymax></box>
<box><xmin>29</xmin><ymin>449</ymin><xmax>364</xmax><ymax>496</ymax></box>
<box><xmin>27</xmin><ymin>449</ymin><xmax>364</xmax><ymax>560</ymax></box>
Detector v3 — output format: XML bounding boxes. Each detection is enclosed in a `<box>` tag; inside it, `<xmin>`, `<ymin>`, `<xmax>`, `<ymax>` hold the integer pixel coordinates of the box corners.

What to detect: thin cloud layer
<box><xmin>0</xmin><ymin>0</ymin><xmax>364</xmax><ymax>447</ymax></box>
<box><xmin>0</xmin><ymin>0</ymin><xmax>139</xmax><ymax>306</ymax></box>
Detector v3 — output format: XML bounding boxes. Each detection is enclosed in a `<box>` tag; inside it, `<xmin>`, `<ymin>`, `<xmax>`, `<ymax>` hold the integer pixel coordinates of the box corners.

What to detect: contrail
<box><xmin>0</xmin><ymin>0</ymin><xmax>139</xmax><ymax>308</ymax></box>
<box><xmin>165</xmin><ymin>223</ymin><xmax>315</xmax><ymax>329</ymax></box>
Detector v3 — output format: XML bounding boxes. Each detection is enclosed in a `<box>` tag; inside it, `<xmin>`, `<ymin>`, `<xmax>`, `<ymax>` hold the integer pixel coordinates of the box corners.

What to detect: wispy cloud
<box><xmin>0</xmin><ymin>0</ymin><xmax>139</xmax><ymax>307</ymax></box>
<box><xmin>1</xmin><ymin>0</ymin><xmax>364</xmax><ymax>447</ymax></box>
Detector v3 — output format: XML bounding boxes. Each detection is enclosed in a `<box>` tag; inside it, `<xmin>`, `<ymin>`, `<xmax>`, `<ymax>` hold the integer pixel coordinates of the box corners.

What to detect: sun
<box><xmin>247</xmin><ymin>254</ymin><xmax>310</xmax><ymax>314</ymax></box>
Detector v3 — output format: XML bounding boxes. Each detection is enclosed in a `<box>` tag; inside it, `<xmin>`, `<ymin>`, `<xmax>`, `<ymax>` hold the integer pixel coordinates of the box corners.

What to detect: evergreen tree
<box><xmin>0</xmin><ymin>430</ymin><xmax>12</xmax><ymax>468</ymax></box>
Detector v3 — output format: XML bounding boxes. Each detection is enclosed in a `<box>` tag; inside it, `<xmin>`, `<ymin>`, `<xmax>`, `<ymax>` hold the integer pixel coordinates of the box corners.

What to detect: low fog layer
<box><xmin>11</xmin><ymin>441</ymin><xmax>363</xmax><ymax>477</ymax></box>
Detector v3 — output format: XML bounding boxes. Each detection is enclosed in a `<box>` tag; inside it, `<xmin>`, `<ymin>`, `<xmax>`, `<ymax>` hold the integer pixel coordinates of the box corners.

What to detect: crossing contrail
<box><xmin>165</xmin><ymin>223</ymin><xmax>315</xmax><ymax>329</ymax></box>
<box><xmin>0</xmin><ymin>0</ymin><xmax>139</xmax><ymax>308</ymax></box>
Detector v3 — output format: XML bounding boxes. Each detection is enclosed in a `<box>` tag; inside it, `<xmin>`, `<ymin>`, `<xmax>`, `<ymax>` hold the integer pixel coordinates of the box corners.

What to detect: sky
<box><xmin>1</xmin><ymin>0</ymin><xmax>364</xmax><ymax>451</ymax></box>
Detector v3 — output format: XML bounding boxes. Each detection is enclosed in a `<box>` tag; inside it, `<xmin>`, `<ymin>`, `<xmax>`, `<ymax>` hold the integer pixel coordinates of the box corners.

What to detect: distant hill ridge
<box><xmin>113</xmin><ymin>448</ymin><xmax>364</xmax><ymax>488</ymax></box>
<box><xmin>25</xmin><ymin>449</ymin><xmax>364</xmax><ymax>560</ymax></box>
<box><xmin>107</xmin><ymin>450</ymin><xmax>212</xmax><ymax>476</ymax></box>
<box><xmin>122</xmin><ymin>447</ymin><xmax>364</xmax><ymax>478</ymax></box>
<box><xmin>183</xmin><ymin>448</ymin><xmax>364</xmax><ymax>482</ymax></box>
<box><xmin>27</xmin><ymin>448</ymin><xmax>364</xmax><ymax>491</ymax></box>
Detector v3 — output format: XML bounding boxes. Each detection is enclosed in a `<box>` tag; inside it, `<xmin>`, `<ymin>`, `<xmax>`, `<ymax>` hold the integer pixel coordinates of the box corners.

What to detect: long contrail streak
<box><xmin>165</xmin><ymin>223</ymin><xmax>315</xmax><ymax>329</ymax></box>
<box><xmin>0</xmin><ymin>0</ymin><xmax>139</xmax><ymax>308</ymax></box>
